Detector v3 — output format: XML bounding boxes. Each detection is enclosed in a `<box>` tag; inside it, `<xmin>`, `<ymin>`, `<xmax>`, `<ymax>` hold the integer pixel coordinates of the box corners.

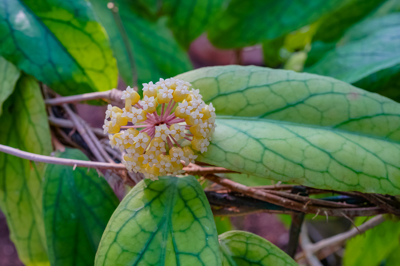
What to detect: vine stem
<box><xmin>0</xmin><ymin>144</ymin><xmax>235</xmax><ymax>174</ymax></box>
<box><xmin>296</xmin><ymin>215</ymin><xmax>384</xmax><ymax>261</ymax></box>
<box><xmin>204</xmin><ymin>174</ymin><xmax>384</xmax><ymax>217</ymax></box>
<box><xmin>45</xmin><ymin>89</ymin><xmax>123</xmax><ymax>105</ymax></box>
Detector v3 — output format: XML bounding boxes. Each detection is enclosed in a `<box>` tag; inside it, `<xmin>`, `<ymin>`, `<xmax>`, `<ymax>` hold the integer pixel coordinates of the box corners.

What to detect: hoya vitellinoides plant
<box><xmin>103</xmin><ymin>78</ymin><xmax>216</xmax><ymax>179</ymax></box>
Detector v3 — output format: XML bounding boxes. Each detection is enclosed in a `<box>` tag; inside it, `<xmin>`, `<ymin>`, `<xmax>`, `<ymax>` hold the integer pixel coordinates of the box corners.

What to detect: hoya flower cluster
<box><xmin>103</xmin><ymin>78</ymin><xmax>216</xmax><ymax>180</ymax></box>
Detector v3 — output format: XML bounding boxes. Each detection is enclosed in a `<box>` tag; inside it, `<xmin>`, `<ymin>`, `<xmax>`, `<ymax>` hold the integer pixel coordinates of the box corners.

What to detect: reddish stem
<box><xmin>161</xmin><ymin>103</ymin><xmax>165</xmax><ymax>118</ymax></box>
<box><xmin>184</xmin><ymin>137</ymin><xmax>192</xmax><ymax>141</ymax></box>
<box><xmin>170</xmin><ymin>135</ymin><xmax>182</xmax><ymax>148</ymax></box>
<box><xmin>121</xmin><ymin>124</ymin><xmax>146</xmax><ymax>129</ymax></box>
<box><xmin>167</xmin><ymin>136</ymin><xmax>174</xmax><ymax>148</ymax></box>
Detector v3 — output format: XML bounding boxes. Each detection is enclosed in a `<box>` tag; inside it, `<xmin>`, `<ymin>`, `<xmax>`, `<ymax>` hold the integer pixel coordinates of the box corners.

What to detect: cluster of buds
<box><xmin>103</xmin><ymin>78</ymin><xmax>216</xmax><ymax>180</ymax></box>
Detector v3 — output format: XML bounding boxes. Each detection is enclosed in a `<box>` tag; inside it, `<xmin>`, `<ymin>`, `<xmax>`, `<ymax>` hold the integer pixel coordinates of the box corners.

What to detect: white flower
<box><xmin>178</xmin><ymin>101</ymin><xmax>193</xmax><ymax>115</ymax></box>
<box><xmin>143</xmin><ymin>153</ymin><xmax>158</xmax><ymax>167</ymax></box>
<box><xmin>133</xmin><ymin>133</ymin><xmax>150</xmax><ymax>149</ymax></box>
<box><xmin>200</xmin><ymin>139</ymin><xmax>210</xmax><ymax>153</ymax></box>
<box><xmin>105</xmin><ymin>104</ymin><xmax>113</xmax><ymax>119</ymax></box>
<box><xmin>121</xmin><ymin>86</ymin><xmax>135</xmax><ymax>99</ymax></box>
<box><xmin>171</xmin><ymin>149</ymin><xmax>189</xmax><ymax>164</ymax></box>
<box><xmin>121</xmin><ymin>130</ymin><xmax>134</xmax><ymax>145</ymax></box>
<box><xmin>102</xmin><ymin>120</ymin><xmax>109</xmax><ymax>134</ymax></box>
<box><xmin>157</xmin><ymin>160</ymin><xmax>172</xmax><ymax>173</ymax></box>
<box><xmin>190</xmin><ymin>98</ymin><xmax>205</xmax><ymax>111</ymax></box>
<box><xmin>171</xmin><ymin>125</ymin><xmax>186</xmax><ymax>140</ymax></box>
<box><xmin>155</xmin><ymin>124</ymin><xmax>170</xmax><ymax>140</ymax></box>
<box><xmin>139</xmin><ymin>95</ymin><xmax>155</xmax><ymax>110</ymax></box>
<box><xmin>131</xmin><ymin>108</ymin><xmax>144</xmax><ymax>124</ymax></box>
<box><xmin>187</xmin><ymin>153</ymin><xmax>197</xmax><ymax>164</ymax></box>
<box><xmin>175</xmin><ymin>84</ymin><xmax>190</xmax><ymax>95</ymax></box>
<box><xmin>190</xmin><ymin>89</ymin><xmax>202</xmax><ymax>100</ymax></box>
<box><xmin>159</xmin><ymin>85</ymin><xmax>173</xmax><ymax>99</ymax></box>
<box><xmin>142</xmin><ymin>82</ymin><xmax>156</xmax><ymax>94</ymax></box>
<box><xmin>150</xmin><ymin>141</ymin><xmax>166</xmax><ymax>155</ymax></box>
<box><xmin>208</xmin><ymin>102</ymin><xmax>216</xmax><ymax>114</ymax></box>
<box><xmin>190</xmin><ymin>110</ymin><xmax>203</xmax><ymax>125</ymax></box>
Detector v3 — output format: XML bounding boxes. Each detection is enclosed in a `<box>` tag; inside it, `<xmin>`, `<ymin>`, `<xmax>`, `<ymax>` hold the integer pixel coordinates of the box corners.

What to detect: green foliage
<box><xmin>214</xmin><ymin>217</ymin><xmax>233</xmax><ymax>235</ymax></box>
<box><xmin>201</xmin><ymin>118</ymin><xmax>400</xmax><ymax>195</ymax></box>
<box><xmin>0</xmin><ymin>0</ymin><xmax>117</xmax><ymax>96</ymax></box>
<box><xmin>90</xmin><ymin>0</ymin><xmax>192</xmax><ymax>91</ymax></box>
<box><xmin>133</xmin><ymin>0</ymin><xmax>225</xmax><ymax>48</ymax></box>
<box><xmin>177</xmin><ymin>66</ymin><xmax>400</xmax><ymax>195</ymax></box>
<box><xmin>219</xmin><ymin>231</ymin><xmax>297</xmax><ymax>266</ymax></box>
<box><xmin>207</xmin><ymin>0</ymin><xmax>346</xmax><ymax>48</ymax></box>
<box><xmin>0</xmin><ymin>75</ymin><xmax>51</xmax><ymax>265</ymax></box>
<box><xmin>177</xmin><ymin>66</ymin><xmax>400</xmax><ymax>142</ymax></box>
<box><xmin>343</xmin><ymin>217</ymin><xmax>400</xmax><ymax>266</ymax></box>
<box><xmin>306</xmin><ymin>14</ymin><xmax>400</xmax><ymax>100</ymax></box>
<box><xmin>96</xmin><ymin>176</ymin><xmax>221</xmax><ymax>266</ymax></box>
<box><xmin>43</xmin><ymin>148</ymin><xmax>119</xmax><ymax>266</ymax></box>
<box><xmin>0</xmin><ymin>57</ymin><xmax>19</xmax><ymax>115</ymax></box>
<box><xmin>305</xmin><ymin>0</ymin><xmax>385</xmax><ymax>66</ymax></box>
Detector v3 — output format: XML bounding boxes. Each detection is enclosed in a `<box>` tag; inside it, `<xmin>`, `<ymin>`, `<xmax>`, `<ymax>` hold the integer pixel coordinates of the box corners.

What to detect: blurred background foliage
<box><xmin>1</xmin><ymin>0</ymin><xmax>400</xmax><ymax>265</ymax></box>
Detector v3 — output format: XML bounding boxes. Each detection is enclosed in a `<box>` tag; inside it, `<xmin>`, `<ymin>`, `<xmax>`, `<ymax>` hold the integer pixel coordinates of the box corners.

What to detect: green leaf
<box><xmin>343</xmin><ymin>218</ymin><xmax>400</xmax><ymax>266</ymax></box>
<box><xmin>0</xmin><ymin>0</ymin><xmax>118</xmax><ymax>96</ymax></box>
<box><xmin>305</xmin><ymin>0</ymin><xmax>385</xmax><ymax>66</ymax></box>
<box><xmin>43</xmin><ymin>148</ymin><xmax>119</xmax><ymax>266</ymax></box>
<box><xmin>177</xmin><ymin>65</ymin><xmax>400</xmax><ymax>195</ymax></box>
<box><xmin>0</xmin><ymin>56</ymin><xmax>20</xmax><ymax>116</ymax></box>
<box><xmin>385</xmin><ymin>246</ymin><xmax>400</xmax><ymax>266</ymax></box>
<box><xmin>305</xmin><ymin>14</ymin><xmax>400</xmax><ymax>99</ymax></box>
<box><xmin>219</xmin><ymin>231</ymin><xmax>297</xmax><ymax>266</ymax></box>
<box><xmin>207</xmin><ymin>0</ymin><xmax>346</xmax><ymax>48</ymax></box>
<box><xmin>145</xmin><ymin>0</ymin><xmax>226</xmax><ymax>48</ymax></box>
<box><xmin>214</xmin><ymin>217</ymin><xmax>233</xmax><ymax>235</ymax></box>
<box><xmin>201</xmin><ymin>117</ymin><xmax>400</xmax><ymax>195</ymax></box>
<box><xmin>262</xmin><ymin>37</ymin><xmax>285</xmax><ymax>68</ymax></box>
<box><xmin>224</xmin><ymin>173</ymin><xmax>274</xmax><ymax>187</ymax></box>
<box><xmin>0</xmin><ymin>75</ymin><xmax>51</xmax><ymax>265</ymax></box>
<box><xmin>96</xmin><ymin>176</ymin><xmax>221</xmax><ymax>266</ymax></box>
<box><xmin>176</xmin><ymin>65</ymin><xmax>400</xmax><ymax>142</ymax></box>
<box><xmin>90</xmin><ymin>0</ymin><xmax>192</xmax><ymax>91</ymax></box>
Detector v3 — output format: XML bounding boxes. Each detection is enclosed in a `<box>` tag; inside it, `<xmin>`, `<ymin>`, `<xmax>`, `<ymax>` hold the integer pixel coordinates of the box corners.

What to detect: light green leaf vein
<box><xmin>0</xmin><ymin>75</ymin><xmax>51</xmax><ymax>265</ymax></box>
<box><xmin>96</xmin><ymin>176</ymin><xmax>221</xmax><ymax>266</ymax></box>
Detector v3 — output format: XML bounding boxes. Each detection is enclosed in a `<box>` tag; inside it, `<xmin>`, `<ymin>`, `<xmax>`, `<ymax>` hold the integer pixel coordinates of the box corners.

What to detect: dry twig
<box><xmin>296</xmin><ymin>215</ymin><xmax>384</xmax><ymax>261</ymax></box>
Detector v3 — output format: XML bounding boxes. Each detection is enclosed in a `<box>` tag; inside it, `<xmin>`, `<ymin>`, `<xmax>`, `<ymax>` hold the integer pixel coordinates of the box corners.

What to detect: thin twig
<box><xmin>49</xmin><ymin>117</ymin><xmax>106</xmax><ymax>137</ymax></box>
<box><xmin>205</xmin><ymin>174</ymin><xmax>384</xmax><ymax>217</ymax></box>
<box><xmin>78</xmin><ymin>116</ymin><xmax>113</xmax><ymax>163</ymax></box>
<box><xmin>63</xmin><ymin>104</ymin><xmax>105</xmax><ymax>162</ymax></box>
<box><xmin>299</xmin><ymin>224</ymin><xmax>323</xmax><ymax>266</ymax></box>
<box><xmin>45</xmin><ymin>89</ymin><xmax>123</xmax><ymax>105</ymax></box>
<box><xmin>0</xmin><ymin>144</ymin><xmax>234</xmax><ymax>175</ymax></box>
<box><xmin>296</xmin><ymin>215</ymin><xmax>384</xmax><ymax>261</ymax></box>
<box><xmin>0</xmin><ymin>144</ymin><xmax>125</xmax><ymax>169</ymax></box>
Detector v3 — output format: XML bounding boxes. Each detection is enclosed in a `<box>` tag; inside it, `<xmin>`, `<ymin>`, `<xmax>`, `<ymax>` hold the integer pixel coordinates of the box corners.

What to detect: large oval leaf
<box><xmin>177</xmin><ymin>65</ymin><xmax>400</xmax><ymax>195</ymax></box>
<box><xmin>43</xmin><ymin>148</ymin><xmax>119</xmax><ymax>266</ymax></box>
<box><xmin>90</xmin><ymin>0</ymin><xmax>192</xmax><ymax>91</ymax></box>
<box><xmin>220</xmin><ymin>231</ymin><xmax>297</xmax><ymax>266</ymax></box>
<box><xmin>200</xmin><ymin>118</ymin><xmax>400</xmax><ymax>195</ymax></box>
<box><xmin>0</xmin><ymin>75</ymin><xmax>51</xmax><ymax>265</ymax></box>
<box><xmin>177</xmin><ymin>65</ymin><xmax>400</xmax><ymax>142</ymax></box>
<box><xmin>207</xmin><ymin>0</ymin><xmax>346</xmax><ymax>48</ymax></box>
<box><xmin>305</xmin><ymin>14</ymin><xmax>400</xmax><ymax>100</ymax></box>
<box><xmin>0</xmin><ymin>56</ymin><xmax>20</xmax><ymax>116</ymax></box>
<box><xmin>96</xmin><ymin>176</ymin><xmax>221</xmax><ymax>266</ymax></box>
<box><xmin>0</xmin><ymin>0</ymin><xmax>117</xmax><ymax>96</ymax></box>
